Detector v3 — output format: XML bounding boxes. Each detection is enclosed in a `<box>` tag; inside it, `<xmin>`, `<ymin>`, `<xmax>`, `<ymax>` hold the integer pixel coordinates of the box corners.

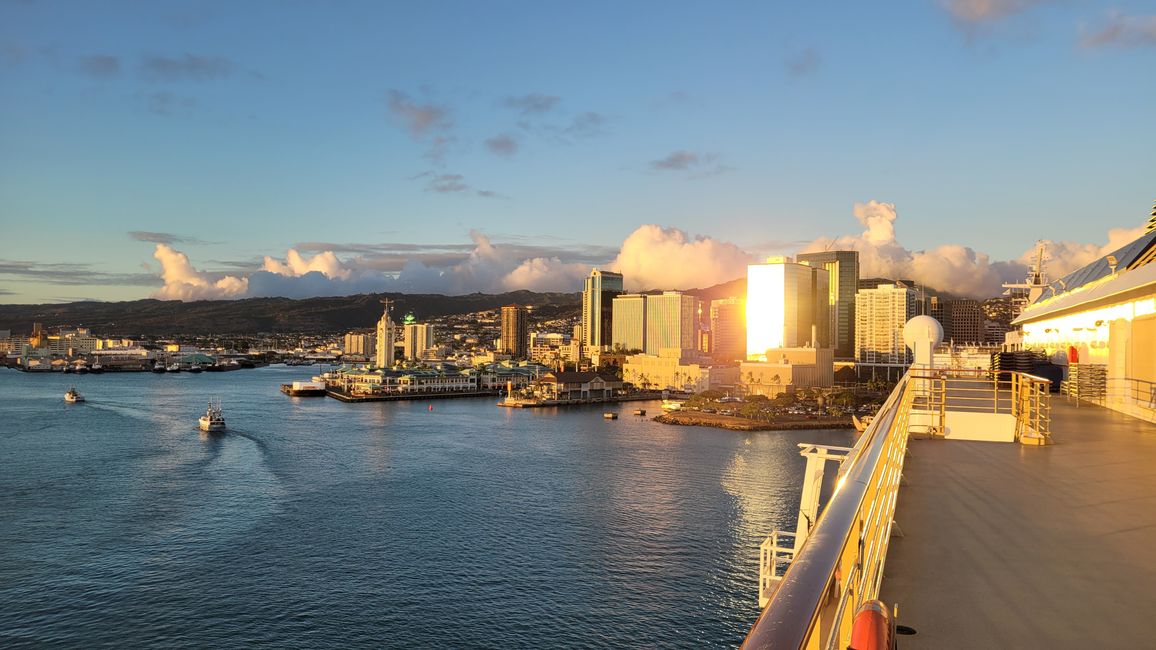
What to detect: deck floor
<box><xmin>880</xmin><ymin>398</ymin><xmax>1156</xmax><ymax>648</ymax></box>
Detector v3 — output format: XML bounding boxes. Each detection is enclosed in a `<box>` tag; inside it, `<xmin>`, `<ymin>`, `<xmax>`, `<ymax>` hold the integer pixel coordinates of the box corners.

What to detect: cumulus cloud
<box><xmin>141</xmin><ymin>53</ymin><xmax>234</xmax><ymax>81</ymax></box>
<box><xmin>152</xmin><ymin>244</ymin><xmax>247</xmax><ymax>300</ymax></box>
<box><xmin>799</xmin><ymin>201</ymin><xmax>1147</xmax><ymax>298</ymax></box>
<box><xmin>1081</xmin><ymin>12</ymin><xmax>1156</xmax><ymax>48</ymax></box>
<box><xmin>610</xmin><ymin>225</ymin><xmax>756</xmax><ymax>291</ymax></box>
<box><xmin>147</xmin><ymin>226</ymin><xmax>758</xmax><ymax>300</ymax></box>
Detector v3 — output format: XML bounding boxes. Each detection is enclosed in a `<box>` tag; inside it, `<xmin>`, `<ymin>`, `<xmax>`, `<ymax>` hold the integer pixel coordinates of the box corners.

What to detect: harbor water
<box><xmin>0</xmin><ymin>366</ymin><xmax>851</xmax><ymax>648</ymax></box>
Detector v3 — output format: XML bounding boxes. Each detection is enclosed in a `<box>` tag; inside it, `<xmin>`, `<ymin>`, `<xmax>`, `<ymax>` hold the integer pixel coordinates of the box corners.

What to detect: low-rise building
<box><xmin>622</xmin><ymin>347</ymin><xmax>739</xmax><ymax>393</ymax></box>
<box><xmin>740</xmin><ymin>347</ymin><xmax>834</xmax><ymax>397</ymax></box>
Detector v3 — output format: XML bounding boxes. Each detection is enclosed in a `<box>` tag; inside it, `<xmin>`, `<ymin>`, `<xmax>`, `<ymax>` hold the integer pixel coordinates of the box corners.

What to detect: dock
<box><xmin>326</xmin><ymin>389</ymin><xmax>501</xmax><ymax>403</ymax></box>
<box><xmin>497</xmin><ymin>393</ymin><xmax>656</xmax><ymax>408</ymax></box>
<box><xmin>881</xmin><ymin>398</ymin><xmax>1156</xmax><ymax>647</ymax></box>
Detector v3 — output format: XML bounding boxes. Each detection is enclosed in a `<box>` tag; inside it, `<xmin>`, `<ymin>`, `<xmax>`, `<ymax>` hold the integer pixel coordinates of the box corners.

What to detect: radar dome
<box><xmin>903</xmin><ymin>315</ymin><xmax>944</xmax><ymax>352</ymax></box>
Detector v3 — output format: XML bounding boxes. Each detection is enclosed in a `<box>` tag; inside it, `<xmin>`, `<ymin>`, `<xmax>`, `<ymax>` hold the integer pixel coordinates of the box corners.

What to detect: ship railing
<box><xmin>905</xmin><ymin>369</ymin><xmax>1052</xmax><ymax>444</ymax></box>
<box><xmin>741</xmin><ymin>373</ymin><xmax>913</xmax><ymax>650</ymax></box>
<box><xmin>758</xmin><ymin>531</ymin><xmax>798</xmax><ymax>607</ymax></box>
<box><xmin>741</xmin><ymin>368</ymin><xmax>1052</xmax><ymax>649</ymax></box>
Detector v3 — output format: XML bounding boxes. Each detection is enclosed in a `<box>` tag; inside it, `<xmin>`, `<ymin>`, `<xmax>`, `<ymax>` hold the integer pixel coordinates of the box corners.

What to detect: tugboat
<box><xmin>198</xmin><ymin>399</ymin><xmax>226</xmax><ymax>433</ymax></box>
<box><xmin>64</xmin><ymin>386</ymin><xmax>85</xmax><ymax>403</ymax></box>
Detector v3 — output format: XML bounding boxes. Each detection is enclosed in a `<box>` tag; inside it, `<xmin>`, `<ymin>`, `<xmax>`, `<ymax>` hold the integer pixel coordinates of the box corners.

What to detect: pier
<box><xmin>326</xmin><ymin>388</ymin><xmax>501</xmax><ymax>403</ymax></box>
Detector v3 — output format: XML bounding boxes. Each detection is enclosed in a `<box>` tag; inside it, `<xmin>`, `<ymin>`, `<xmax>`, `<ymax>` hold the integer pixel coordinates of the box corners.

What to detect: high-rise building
<box><xmin>500</xmin><ymin>305</ymin><xmax>529</xmax><ymax>359</ymax></box>
<box><xmin>375</xmin><ymin>301</ymin><xmax>397</xmax><ymax>368</ymax></box>
<box><xmin>403</xmin><ymin>323</ymin><xmax>435</xmax><ymax>360</ymax></box>
<box><xmin>581</xmin><ymin>269</ymin><xmax>624</xmax><ymax>351</ymax></box>
<box><xmin>343</xmin><ymin>332</ymin><xmax>376</xmax><ymax>357</ymax></box>
<box><xmin>746</xmin><ymin>257</ymin><xmax>830</xmax><ymax>361</ymax></box>
<box><xmin>644</xmin><ymin>291</ymin><xmax>699</xmax><ymax>355</ymax></box>
<box><xmin>941</xmin><ymin>299</ymin><xmax>983</xmax><ymax>344</ymax></box>
<box><xmin>710</xmin><ymin>297</ymin><xmax>745</xmax><ymax>363</ymax></box>
<box><xmin>796</xmin><ymin>251</ymin><xmax>859</xmax><ymax>359</ymax></box>
<box><xmin>611</xmin><ymin>294</ymin><xmax>647</xmax><ymax>352</ymax></box>
<box><xmin>855</xmin><ymin>283</ymin><xmax>917</xmax><ymax>365</ymax></box>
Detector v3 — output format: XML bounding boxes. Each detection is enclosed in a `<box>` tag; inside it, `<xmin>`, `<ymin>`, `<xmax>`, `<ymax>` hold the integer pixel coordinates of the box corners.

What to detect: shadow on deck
<box><xmin>881</xmin><ymin>398</ymin><xmax>1156</xmax><ymax>648</ymax></box>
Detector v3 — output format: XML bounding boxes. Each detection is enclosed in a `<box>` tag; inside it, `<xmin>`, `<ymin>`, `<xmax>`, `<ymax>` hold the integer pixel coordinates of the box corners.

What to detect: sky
<box><xmin>1</xmin><ymin>0</ymin><xmax>1154</xmax><ymax>303</ymax></box>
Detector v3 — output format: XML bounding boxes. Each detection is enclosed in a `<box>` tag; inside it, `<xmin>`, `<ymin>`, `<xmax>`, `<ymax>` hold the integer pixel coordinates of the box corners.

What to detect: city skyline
<box><xmin>2</xmin><ymin>1</ymin><xmax>1154</xmax><ymax>304</ymax></box>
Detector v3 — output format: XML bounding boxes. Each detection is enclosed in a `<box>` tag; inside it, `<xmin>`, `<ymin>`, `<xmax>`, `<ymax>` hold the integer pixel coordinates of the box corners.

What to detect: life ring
<box><xmin>848</xmin><ymin>599</ymin><xmax>893</xmax><ymax>650</ymax></box>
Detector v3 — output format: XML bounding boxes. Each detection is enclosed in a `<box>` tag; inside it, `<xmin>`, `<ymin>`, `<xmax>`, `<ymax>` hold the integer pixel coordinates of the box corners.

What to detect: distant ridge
<box><xmin>0</xmin><ymin>291</ymin><xmax>580</xmax><ymax>336</ymax></box>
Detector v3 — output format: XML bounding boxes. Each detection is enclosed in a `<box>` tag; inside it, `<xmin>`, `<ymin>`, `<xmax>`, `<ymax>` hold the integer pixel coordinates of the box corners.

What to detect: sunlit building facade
<box><xmin>375</xmin><ymin>303</ymin><xmax>397</xmax><ymax>369</ymax></box>
<box><xmin>710</xmin><ymin>297</ymin><xmax>745</xmax><ymax>363</ymax></box>
<box><xmin>746</xmin><ymin>258</ymin><xmax>830</xmax><ymax>361</ymax></box>
<box><xmin>403</xmin><ymin>324</ymin><xmax>435</xmax><ymax>360</ymax></box>
<box><xmin>581</xmin><ymin>269</ymin><xmax>624</xmax><ymax>351</ymax></box>
<box><xmin>855</xmin><ymin>283</ymin><xmax>916</xmax><ymax>366</ymax></box>
<box><xmin>611</xmin><ymin>293</ymin><xmax>647</xmax><ymax>352</ymax></box>
<box><xmin>500</xmin><ymin>305</ymin><xmax>529</xmax><ymax>359</ymax></box>
<box><xmin>645</xmin><ymin>291</ymin><xmax>699</xmax><ymax>356</ymax></box>
<box><xmin>343</xmin><ymin>332</ymin><xmax>376</xmax><ymax>358</ymax></box>
<box><xmin>796</xmin><ymin>251</ymin><xmax>859</xmax><ymax>359</ymax></box>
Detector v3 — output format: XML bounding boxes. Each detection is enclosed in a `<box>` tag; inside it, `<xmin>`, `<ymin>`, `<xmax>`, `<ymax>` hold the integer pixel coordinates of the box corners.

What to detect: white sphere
<box><xmin>903</xmin><ymin>315</ymin><xmax>944</xmax><ymax>351</ymax></box>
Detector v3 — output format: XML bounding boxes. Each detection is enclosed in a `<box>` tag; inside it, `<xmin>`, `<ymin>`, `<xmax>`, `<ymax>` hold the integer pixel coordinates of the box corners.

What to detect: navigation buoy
<box><xmin>428</xmin><ymin>404</ymin><xmax>433</xmax><ymax>412</ymax></box>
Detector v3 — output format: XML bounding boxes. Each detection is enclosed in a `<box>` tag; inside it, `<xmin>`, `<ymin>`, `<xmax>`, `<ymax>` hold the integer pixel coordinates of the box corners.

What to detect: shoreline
<box><xmin>652</xmin><ymin>411</ymin><xmax>855</xmax><ymax>431</ymax></box>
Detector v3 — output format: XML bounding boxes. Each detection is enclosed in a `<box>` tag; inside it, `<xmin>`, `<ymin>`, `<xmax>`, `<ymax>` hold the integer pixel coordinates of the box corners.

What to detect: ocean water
<box><xmin>0</xmin><ymin>366</ymin><xmax>851</xmax><ymax>648</ymax></box>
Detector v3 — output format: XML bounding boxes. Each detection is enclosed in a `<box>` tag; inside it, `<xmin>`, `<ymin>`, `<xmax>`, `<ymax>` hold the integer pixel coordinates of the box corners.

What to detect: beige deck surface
<box><xmin>880</xmin><ymin>398</ymin><xmax>1156</xmax><ymax>648</ymax></box>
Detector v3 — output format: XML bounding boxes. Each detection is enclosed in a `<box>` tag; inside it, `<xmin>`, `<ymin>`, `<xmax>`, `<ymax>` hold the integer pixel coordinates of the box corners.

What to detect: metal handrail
<box><xmin>741</xmin><ymin>375</ymin><xmax>910</xmax><ymax>649</ymax></box>
<box><xmin>743</xmin><ymin>368</ymin><xmax>1052</xmax><ymax>648</ymax></box>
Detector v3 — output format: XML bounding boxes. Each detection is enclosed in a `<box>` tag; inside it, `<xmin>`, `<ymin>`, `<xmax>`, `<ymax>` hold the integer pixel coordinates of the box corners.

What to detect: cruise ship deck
<box><xmin>881</xmin><ymin>397</ymin><xmax>1156</xmax><ymax>647</ymax></box>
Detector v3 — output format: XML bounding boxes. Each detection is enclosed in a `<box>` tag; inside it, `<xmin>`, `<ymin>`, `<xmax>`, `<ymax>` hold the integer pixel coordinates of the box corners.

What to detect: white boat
<box><xmin>198</xmin><ymin>399</ymin><xmax>226</xmax><ymax>433</ymax></box>
<box><xmin>64</xmin><ymin>386</ymin><xmax>85</xmax><ymax>403</ymax></box>
<box><xmin>187</xmin><ymin>363</ymin><xmax>203</xmax><ymax>373</ymax></box>
<box><xmin>153</xmin><ymin>361</ymin><xmax>166</xmax><ymax>373</ymax></box>
<box><xmin>661</xmin><ymin>399</ymin><xmax>684</xmax><ymax>411</ymax></box>
<box><xmin>167</xmin><ymin>362</ymin><xmax>182</xmax><ymax>373</ymax></box>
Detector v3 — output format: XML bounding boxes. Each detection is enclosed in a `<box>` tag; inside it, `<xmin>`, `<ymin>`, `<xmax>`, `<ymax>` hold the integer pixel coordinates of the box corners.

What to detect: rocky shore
<box><xmin>653</xmin><ymin>411</ymin><xmax>855</xmax><ymax>431</ymax></box>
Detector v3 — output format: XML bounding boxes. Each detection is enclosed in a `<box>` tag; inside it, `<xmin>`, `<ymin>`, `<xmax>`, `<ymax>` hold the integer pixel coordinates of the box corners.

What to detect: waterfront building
<box><xmin>527</xmin><ymin>371</ymin><xmax>623</xmax><ymax>401</ymax></box>
<box><xmin>1016</xmin><ymin>227</ymin><xmax>1156</xmax><ymax>422</ymax></box>
<box><xmin>403</xmin><ymin>323</ymin><xmax>435</xmax><ymax>361</ymax></box>
<box><xmin>746</xmin><ymin>257</ymin><xmax>830</xmax><ymax>361</ymax></box>
<box><xmin>499</xmin><ymin>305</ymin><xmax>529</xmax><ymax>359</ymax></box>
<box><xmin>739</xmin><ymin>347</ymin><xmax>834</xmax><ymax>397</ymax></box>
<box><xmin>796</xmin><ymin>251</ymin><xmax>859</xmax><ymax>359</ymax></box>
<box><xmin>644</xmin><ymin>291</ymin><xmax>699</xmax><ymax>356</ymax></box>
<box><xmin>855</xmin><ymin>283</ymin><xmax>917</xmax><ymax>367</ymax></box>
<box><xmin>528</xmin><ymin>332</ymin><xmax>580</xmax><ymax>367</ymax></box>
<box><xmin>581</xmin><ymin>269</ymin><xmax>624</xmax><ymax>351</ymax></box>
<box><xmin>343</xmin><ymin>332</ymin><xmax>376</xmax><ymax>358</ymax></box>
<box><xmin>622</xmin><ymin>348</ymin><xmax>740</xmax><ymax>393</ymax></box>
<box><xmin>611</xmin><ymin>293</ymin><xmax>647</xmax><ymax>352</ymax></box>
<box><xmin>709</xmin><ymin>297</ymin><xmax>745</xmax><ymax>363</ymax></box>
<box><xmin>374</xmin><ymin>301</ymin><xmax>398</xmax><ymax>369</ymax></box>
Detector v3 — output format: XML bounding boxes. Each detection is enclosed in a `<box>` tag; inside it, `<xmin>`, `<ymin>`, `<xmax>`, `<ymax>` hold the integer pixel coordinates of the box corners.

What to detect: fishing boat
<box><xmin>198</xmin><ymin>399</ymin><xmax>226</xmax><ymax>433</ymax></box>
<box><xmin>64</xmin><ymin>386</ymin><xmax>85</xmax><ymax>403</ymax></box>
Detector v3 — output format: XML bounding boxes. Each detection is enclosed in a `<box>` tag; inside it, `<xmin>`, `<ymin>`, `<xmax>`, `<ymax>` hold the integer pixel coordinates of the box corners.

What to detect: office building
<box><xmin>796</xmin><ymin>251</ymin><xmax>859</xmax><ymax>359</ymax></box>
<box><xmin>581</xmin><ymin>269</ymin><xmax>624</xmax><ymax>350</ymax></box>
<box><xmin>855</xmin><ymin>283</ymin><xmax>917</xmax><ymax>366</ymax></box>
<box><xmin>611</xmin><ymin>293</ymin><xmax>647</xmax><ymax>352</ymax></box>
<box><xmin>403</xmin><ymin>324</ymin><xmax>435</xmax><ymax>361</ymax></box>
<box><xmin>746</xmin><ymin>257</ymin><xmax>830</xmax><ymax>361</ymax></box>
<box><xmin>343</xmin><ymin>332</ymin><xmax>376</xmax><ymax>358</ymax></box>
<box><xmin>710</xmin><ymin>297</ymin><xmax>745</xmax><ymax>363</ymax></box>
<box><xmin>941</xmin><ymin>299</ymin><xmax>984</xmax><ymax>344</ymax></box>
<box><xmin>740</xmin><ymin>347</ymin><xmax>834</xmax><ymax>397</ymax></box>
<box><xmin>623</xmin><ymin>348</ymin><xmax>740</xmax><ymax>393</ymax></box>
<box><xmin>500</xmin><ymin>305</ymin><xmax>529</xmax><ymax>359</ymax></box>
<box><xmin>644</xmin><ymin>291</ymin><xmax>699</xmax><ymax>356</ymax></box>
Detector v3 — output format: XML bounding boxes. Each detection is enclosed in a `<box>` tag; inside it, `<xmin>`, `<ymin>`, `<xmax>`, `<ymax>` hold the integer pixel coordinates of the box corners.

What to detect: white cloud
<box><xmin>610</xmin><ymin>224</ymin><xmax>756</xmax><ymax>291</ymax></box>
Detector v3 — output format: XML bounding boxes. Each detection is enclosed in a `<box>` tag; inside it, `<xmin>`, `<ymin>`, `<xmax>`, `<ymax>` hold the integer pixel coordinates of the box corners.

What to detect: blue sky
<box><xmin>1</xmin><ymin>0</ymin><xmax>1154</xmax><ymax>303</ymax></box>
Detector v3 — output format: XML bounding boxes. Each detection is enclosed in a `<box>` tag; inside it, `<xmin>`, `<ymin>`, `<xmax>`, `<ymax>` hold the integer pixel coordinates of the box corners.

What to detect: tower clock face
<box><xmin>404</xmin><ymin>313</ymin><xmax>416</xmax><ymax>325</ymax></box>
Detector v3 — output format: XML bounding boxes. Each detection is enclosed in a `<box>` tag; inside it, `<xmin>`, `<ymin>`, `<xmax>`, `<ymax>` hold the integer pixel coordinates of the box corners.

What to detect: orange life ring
<box><xmin>848</xmin><ymin>599</ymin><xmax>893</xmax><ymax>650</ymax></box>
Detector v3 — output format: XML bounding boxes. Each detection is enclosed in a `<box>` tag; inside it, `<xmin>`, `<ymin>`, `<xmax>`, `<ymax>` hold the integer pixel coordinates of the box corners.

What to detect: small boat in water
<box><xmin>634</xmin><ymin>408</ymin><xmax>646</xmax><ymax>416</ymax></box>
<box><xmin>64</xmin><ymin>386</ymin><xmax>85</xmax><ymax>403</ymax></box>
<box><xmin>167</xmin><ymin>362</ymin><xmax>182</xmax><ymax>373</ymax></box>
<box><xmin>187</xmin><ymin>363</ymin><xmax>203</xmax><ymax>373</ymax></box>
<box><xmin>152</xmin><ymin>361</ymin><xmax>166</xmax><ymax>373</ymax></box>
<box><xmin>661</xmin><ymin>399</ymin><xmax>684</xmax><ymax>411</ymax></box>
<box><xmin>603</xmin><ymin>412</ymin><xmax>618</xmax><ymax>419</ymax></box>
<box><xmin>198</xmin><ymin>399</ymin><xmax>226</xmax><ymax>433</ymax></box>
